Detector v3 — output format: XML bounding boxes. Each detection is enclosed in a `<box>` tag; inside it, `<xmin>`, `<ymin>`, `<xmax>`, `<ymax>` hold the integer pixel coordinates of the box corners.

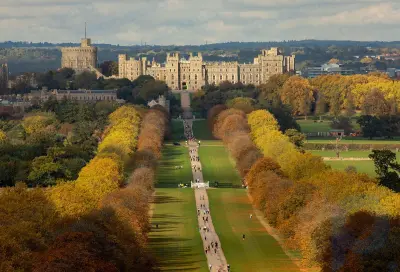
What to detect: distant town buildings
<box><xmin>61</xmin><ymin>37</ymin><xmax>98</xmax><ymax>73</ymax></box>
<box><xmin>0</xmin><ymin>64</ymin><xmax>9</xmax><ymax>94</ymax></box>
<box><xmin>118</xmin><ymin>48</ymin><xmax>295</xmax><ymax>90</ymax></box>
<box><xmin>303</xmin><ymin>63</ymin><xmax>355</xmax><ymax>78</ymax></box>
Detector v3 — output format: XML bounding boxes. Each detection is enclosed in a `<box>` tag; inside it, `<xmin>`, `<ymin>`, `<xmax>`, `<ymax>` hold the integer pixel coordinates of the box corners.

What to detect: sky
<box><xmin>0</xmin><ymin>0</ymin><xmax>399</xmax><ymax>45</ymax></box>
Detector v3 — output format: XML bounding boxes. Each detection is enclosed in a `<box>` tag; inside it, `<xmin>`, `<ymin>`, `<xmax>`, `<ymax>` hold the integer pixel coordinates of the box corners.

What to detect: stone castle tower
<box><xmin>118</xmin><ymin>47</ymin><xmax>295</xmax><ymax>90</ymax></box>
<box><xmin>61</xmin><ymin>25</ymin><xmax>97</xmax><ymax>73</ymax></box>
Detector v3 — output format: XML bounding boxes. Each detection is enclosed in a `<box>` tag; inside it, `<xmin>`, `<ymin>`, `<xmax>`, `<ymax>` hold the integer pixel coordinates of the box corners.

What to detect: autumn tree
<box><xmin>362</xmin><ymin>88</ymin><xmax>391</xmax><ymax>116</ymax></box>
<box><xmin>0</xmin><ymin>129</ymin><xmax>6</xmax><ymax>144</ymax></box>
<box><xmin>280</xmin><ymin>76</ymin><xmax>314</xmax><ymax>118</ymax></box>
<box><xmin>226</xmin><ymin>97</ymin><xmax>255</xmax><ymax>113</ymax></box>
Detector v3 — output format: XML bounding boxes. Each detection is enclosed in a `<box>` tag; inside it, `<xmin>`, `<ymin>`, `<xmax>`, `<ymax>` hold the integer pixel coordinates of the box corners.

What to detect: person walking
<box><xmin>242</xmin><ymin>234</ymin><xmax>246</xmax><ymax>240</ymax></box>
<box><xmin>250</xmin><ymin>213</ymin><xmax>253</xmax><ymax>219</ymax></box>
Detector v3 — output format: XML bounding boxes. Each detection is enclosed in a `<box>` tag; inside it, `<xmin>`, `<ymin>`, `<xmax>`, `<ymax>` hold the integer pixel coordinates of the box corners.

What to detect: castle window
<box><xmin>195</xmin><ymin>75</ymin><xmax>197</xmax><ymax>80</ymax></box>
<box><xmin>220</xmin><ymin>75</ymin><xmax>222</xmax><ymax>80</ymax></box>
<box><xmin>213</xmin><ymin>75</ymin><xmax>215</xmax><ymax>80</ymax></box>
<box><xmin>183</xmin><ymin>75</ymin><xmax>186</xmax><ymax>80</ymax></box>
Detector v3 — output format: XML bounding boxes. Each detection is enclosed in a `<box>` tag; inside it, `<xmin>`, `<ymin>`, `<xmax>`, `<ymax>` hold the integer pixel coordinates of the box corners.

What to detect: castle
<box><xmin>61</xmin><ymin>37</ymin><xmax>97</xmax><ymax>73</ymax></box>
<box><xmin>118</xmin><ymin>48</ymin><xmax>295</xmax><ymax>90</ymax></box>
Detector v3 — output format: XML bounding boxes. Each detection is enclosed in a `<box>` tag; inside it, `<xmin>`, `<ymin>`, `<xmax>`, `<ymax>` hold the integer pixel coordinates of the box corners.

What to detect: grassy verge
<box><xmin>310</xmin><ymin>150</ymin><xmax>373</xmax><ymax>158</ymax></box>
<box><xmin>192</xmin><ymin>120</ymin><xmax>215</xmax><ymax>140</ymax></box>
<box><xmin>149</xmin><ymin>189</ymin><xmax>208</xmax><ymax>272</ymax></box>
<box><xmin>208</xmin><ymin>189</ymin><xmax>300</xmax><ymax>272</ymax></box>
<box><xmin>199</xmin><ymin>146</ymin><xmax>242</xmax><ymax>187</ymax></box>
<box><xmin>156</xmin><ymin>145</ymin><xmax>192</xmax><ymax>188</ymax></box>
<box><xmin>170</xmin><ymin>120</ymin><xmax>185</xmax><ymax>141</ymax></box>
<box><xmin>306</xmin><ymin>138</ymin><xmax>400</xmax><ymax>144</ymax></box>
<box><xmin>325</xmin><ymin>160</ymin><xmax>376</xmax><ymax>177</ymax></box>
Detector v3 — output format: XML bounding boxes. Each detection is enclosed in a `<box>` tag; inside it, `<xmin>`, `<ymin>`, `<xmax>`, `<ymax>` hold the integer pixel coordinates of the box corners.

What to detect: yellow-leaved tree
<box><xmin>0</xmin><ymin>129</ymin><xmax>7</xmax><ymax>144</ymax></box>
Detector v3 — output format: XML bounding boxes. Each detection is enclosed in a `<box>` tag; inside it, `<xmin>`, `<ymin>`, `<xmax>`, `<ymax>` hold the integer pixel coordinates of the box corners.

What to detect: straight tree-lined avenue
<box><xmin>184</xmin><ymin>119</ymin><xmax>228</xmax><ymax>272</ymax></box>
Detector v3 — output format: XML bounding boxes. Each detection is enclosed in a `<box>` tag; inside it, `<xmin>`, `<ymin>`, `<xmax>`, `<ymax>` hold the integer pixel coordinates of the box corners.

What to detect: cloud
<box><xmin>0</xmin><ymin>0</ymin><xmax>399</xmax><ymax>44</ymax></box>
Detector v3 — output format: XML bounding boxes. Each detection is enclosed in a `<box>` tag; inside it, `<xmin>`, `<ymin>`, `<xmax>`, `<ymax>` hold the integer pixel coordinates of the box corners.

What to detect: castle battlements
<box><xmin>118</xmin><ymin>48</ymin><xmax>295</xmax><ymax>90</ymax></box>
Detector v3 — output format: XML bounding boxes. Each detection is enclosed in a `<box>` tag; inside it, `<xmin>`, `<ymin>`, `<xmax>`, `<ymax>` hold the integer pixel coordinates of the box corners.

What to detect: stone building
<box><xmin>118</xmin><ymin>48</ymin><xmax>295</xmax><ymax>90</ymax></box>
<box><xmin>0</xmin><ymin>64</ymin><xmax>9</xmax><ymax>94</ymax></box>
<box><xmin>61</xmin><ymin>38</ymin><xmax>98</xmax><ymax>73</ymax></box>
<box><xmin>27</xmin><ymin>89</ymin><xmax>117</xmax><ymax>102</ymax></box>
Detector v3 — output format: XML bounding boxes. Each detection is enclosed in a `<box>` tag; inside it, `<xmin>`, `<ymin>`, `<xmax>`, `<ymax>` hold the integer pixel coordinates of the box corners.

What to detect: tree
<box><xmin>257</xmin><ymin>74</ymin><xmax>290</xmax><ymax>107</ymax></box>
<box><xmin>328</xmin><ymin>58</ymin><xmax>339</xmax><ymax>64</ymax></box>
<box><xmin>28</xmin><ymin>155</ymin><xmax>62</xmax><ymax>186</ymax></box>
<box><xmin>369</xmin><ymin>150</ymin><xmax>400</xmax><ymax>192</ymax></box>
<box><xmin>100</xmin><ymin>61</ymin><xmax>118</xmax><ymax>77</ymax></box>
<box><xmin>284</xmin><ymin>129</ymin><xmax>306</xmax><ymax>149</ymax></box>
<box><xmin>360</xmin><ymin>57</ymin><xmax>373</xmax><ymax>64</ymax></box>
<box><xmin>74</xmin><ymin>71</ymin><xmax>97</xmax><ymax>90</ymax></box>
<box><xmin>362</xmin><ymin>88</ymin><xmax>390</xmax><ymax>116</ymax></box>
<box><xmin>357</xmin><ymin>115</ymin><xmax>384</xmax><ymax>139</ymax></box>
<box><xmin>331</xmin><ymin>116</ymin><xmax>353</xmax><ymax>135</ymax></box>
<box><xmin>226</xmin><ymin>97</ymin><xmax>255</xmax><ymax>113</ymax></box>
<box><xmin>280</xmin><ymin>76</ymin><xmax>314</xmax><ymax>118</ymax></box>
<box><xmin>0</xmin><ymin>129</ymin><xmax>7</xmax><ymax>144</ymax></box>
<box><xmin>138</xmin><ymin>80</ymin><xmax>168</xmax><ymax>101</ymax></box>
<box><xmin>314</xmin><ymin>93</ymin><xmax>328</xmax><ymax>116</ymax></box>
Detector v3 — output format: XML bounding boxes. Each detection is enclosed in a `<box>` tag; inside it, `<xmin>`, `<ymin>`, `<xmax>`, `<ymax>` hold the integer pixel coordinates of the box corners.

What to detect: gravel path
<box><xmin>184</xmin><ymin>119</ymin><xmax>229</xmax><ymax>272</ymax></box>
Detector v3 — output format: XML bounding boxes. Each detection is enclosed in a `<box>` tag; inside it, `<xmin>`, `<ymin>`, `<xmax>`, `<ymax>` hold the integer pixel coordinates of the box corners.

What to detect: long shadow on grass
<box><xmin>150</xmin><ymin>210</ymin><xmax>204</xmax><ymax>270</ymax></box>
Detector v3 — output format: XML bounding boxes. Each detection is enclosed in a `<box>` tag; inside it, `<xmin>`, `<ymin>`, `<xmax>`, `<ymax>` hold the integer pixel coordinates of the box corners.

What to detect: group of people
<box><xmin>184</xmin><ymin>120</ymin><xmax>229</xmax><ymax>272</ymax></box>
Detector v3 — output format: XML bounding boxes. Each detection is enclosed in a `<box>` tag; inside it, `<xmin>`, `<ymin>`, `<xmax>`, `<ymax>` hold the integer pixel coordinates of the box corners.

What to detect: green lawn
<box><xmin>199</xmin><ymin>146</ymin><xmax>242</xmax><ymax>187</ymax></box>
<box><xmin>297</xmin><ymin>120</ymin><xmax>332</xmax><ymax>133</ymax></box>
<box><xmin>156</xmin><ymin>145</ymin><xmax>192</xmax><ymax>187</ymax></box>
<box><xmin>310</xmin><ymin>150</ymin><xmax>373</xmax><ymax>158</ymax></box>
<box><xmin>306</xmin><ymin>138</ymin><xmax>400</xmax><ymax>144</ymax></box>
<box><xmin>192</xmin><ymin>120</ymin><xmax>215</xmax><ymax>140</ymax></box>
<box><xmin>298</xmin><ymin>119</ymin><xmax>360</xmax><ymax>133</ymax></box>
<box><xmin>208</xmin><ymin>189</ymin><xmax>300</xmax><ymax>272</ymax></box>
<box><xmin>325</xmin><ymin>161</ymin><xmax>377</xmax><ymax>177</ymax></box>
<box><xmin>170</xmin><ymin>120</ymin><xmax>184</xmax><ymax>141</ymax></box>
<box><xmin>149</xmin><ymin>189</ymin><xmax>208</xmax><ymax>272</ymax></box>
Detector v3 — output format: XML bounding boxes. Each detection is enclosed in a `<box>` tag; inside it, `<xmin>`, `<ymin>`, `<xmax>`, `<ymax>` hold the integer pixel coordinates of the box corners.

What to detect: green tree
<box><xmin>74</xmin><ymin>71</ymin><xmax>97</xmax><ymax>90</ymax></box>
<box><xmin>284</xmin><ymin>129</ymin><xmax>306</xmax><ymax>149</ymax></box>
<box><xmin>369</xmin><ymin>150</ymin><xmax>400</xmax><ymax>192</ymax></box>
<box><xmin>331</xmin><ymin>116</ymin><xmax>353</xmax><ymax>135</ymax></box>
<box><xmin>357</xmin><ymin>115</ymin><xmax>384</xmax><ymax>139</ymax></box>
<box><xmin>100</xmin><ymin>61</ymin><xmax>118</xmax><ymax>77</ymax></box>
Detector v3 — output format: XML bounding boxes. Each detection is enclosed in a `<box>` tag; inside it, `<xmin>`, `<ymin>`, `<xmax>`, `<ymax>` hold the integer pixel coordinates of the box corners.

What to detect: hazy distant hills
<box><xmin>2</xmin><ymin>40</ymin><xmax>400</xmax><ymax>75</ymax></box>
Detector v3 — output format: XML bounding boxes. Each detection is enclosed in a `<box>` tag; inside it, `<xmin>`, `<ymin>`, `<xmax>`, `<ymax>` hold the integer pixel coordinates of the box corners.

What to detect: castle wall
<box><xmin>205</xmin><ymin>62</ymin><xmax>238</xmax><ymax>86</ymax></box>
<box><xmin>117</xmin><ymin>47</ymin><xmax>295</xmax><ymax>90</ymax></box>
<box><xmin>61</xmin><ymin>38</ymin><xmax>97</xmax><ymax>72</ymax></box>
<box><xmin>239</xmin><ymin>63</ymin><xmax>261</xmax><ymax>85</ymax></box>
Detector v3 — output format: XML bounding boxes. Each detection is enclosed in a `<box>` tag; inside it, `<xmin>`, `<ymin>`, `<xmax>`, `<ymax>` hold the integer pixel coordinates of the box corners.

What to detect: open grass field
<box><xmin>198</xmin><ymin>146</ymin><xmax>242</xmax><ymax>187</ymax></box>
<box><xmin>310</xmin><ymin>150</ymin><xmax>373</xmax><ymax>158</ymax></box>
<box><xmin>298</xmin><ymin>119</ymin><xmax>360</xmax><ymax>133</ymax></box>
<box><xmin>149</xmin><ymin>189</ymin><xmax>208</xmax><ymax>272</ymax></box>
<box><xmin>192</xmin><ymin>120</ymin><xmax>215</xmax><ymax>140</ymax></box>
<box><xmin>306</xmin><ymin>138</ymin><xmax>400</xmax><ymax>144</ymax></box>
<box><xmin>325</xmin><ymin>160</ymin><xmax>377</xmax><ymax>177</ymax></box>
<box><xmin>156</xmin><ymin>145</ymin><xmax>193</xmax><ymax>187</ymax></box>
<box><xmin>208</xmin><ymin>189</ymin><xmax>300</xmax><ymax>272</ymax></box>
<box><xmin>297</xmin><ymin>120</ymin><xmax>332</xmax><ymax>133</ymax></box>
<box><xmin>170</xmin><ymin>120</ymin><xmax>185</xmax><ymax>141</ymax></box>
